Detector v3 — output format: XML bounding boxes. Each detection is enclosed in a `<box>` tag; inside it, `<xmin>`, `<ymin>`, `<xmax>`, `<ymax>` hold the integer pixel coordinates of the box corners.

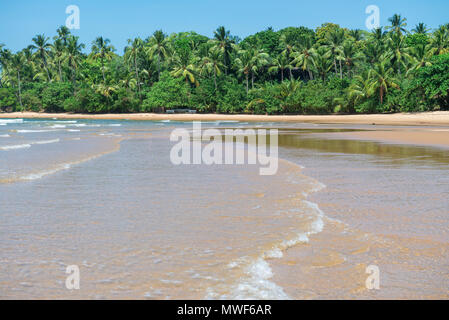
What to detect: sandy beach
<box><xmin>2</xmin><ymin>111</ymin><xmax>449</xmax><ymax>126</ymax></box>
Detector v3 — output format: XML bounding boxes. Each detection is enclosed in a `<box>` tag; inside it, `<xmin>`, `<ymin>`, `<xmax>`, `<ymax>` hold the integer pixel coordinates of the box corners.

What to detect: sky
<box><xmin>0</xmin><ymin>0</ymin><xmax>448</xmax><ymax>54</ymax></box>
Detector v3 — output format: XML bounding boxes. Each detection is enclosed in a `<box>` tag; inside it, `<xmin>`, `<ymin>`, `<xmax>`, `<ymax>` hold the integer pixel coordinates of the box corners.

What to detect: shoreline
<box><xmin>2</xmin><ymin>111</ymin><xmax>449</xmax><ymax>126</ymax></box>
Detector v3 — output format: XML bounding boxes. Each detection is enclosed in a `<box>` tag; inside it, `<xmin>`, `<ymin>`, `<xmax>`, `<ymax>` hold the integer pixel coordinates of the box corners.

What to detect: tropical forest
<box><xmin>1</xmin><ymin>14</ymin><xmax>448</xmax><ymax>115</ymax></box>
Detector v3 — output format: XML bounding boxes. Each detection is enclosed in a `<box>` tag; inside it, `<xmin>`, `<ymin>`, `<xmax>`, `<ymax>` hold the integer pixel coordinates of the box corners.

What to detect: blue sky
<box><xmin>0</xmin><ymin>0</ymin><xmax>448</xmax><ymax>53</ymax></box>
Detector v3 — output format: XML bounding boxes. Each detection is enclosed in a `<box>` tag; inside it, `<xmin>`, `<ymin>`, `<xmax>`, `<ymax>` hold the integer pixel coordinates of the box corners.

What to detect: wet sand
<box><xmin>2</xmin><ymin>111</ymin><xmax>449</xmax><ymax>126</ymax></box>
<box><xmin>328</xmin><ymin>129</ymin><xmax>449</xmax><ymax>148</ymax></box>
<box><xmin>1</xmin><ymin>118</ymin><xmax>448</xmax><ymax>299</ymax></box>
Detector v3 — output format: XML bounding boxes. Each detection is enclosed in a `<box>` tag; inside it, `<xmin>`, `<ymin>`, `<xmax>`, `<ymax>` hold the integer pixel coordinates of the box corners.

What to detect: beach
<box><xmin>0</xmin><ymin>116</ymin><xmax>448</xmax><ymax>299</ymax></box>
<box><xmin>2</xmin><ymin>111</ymin><xmax>449</xmax><ymax>126</ymax></box>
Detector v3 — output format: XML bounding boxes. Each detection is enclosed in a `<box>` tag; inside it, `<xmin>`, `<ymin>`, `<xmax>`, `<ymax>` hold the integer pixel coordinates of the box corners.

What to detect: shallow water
<box><xmin>0</xmin><ymin>119</ymin><xmax>447</xmax><ymax>299</ymax></box>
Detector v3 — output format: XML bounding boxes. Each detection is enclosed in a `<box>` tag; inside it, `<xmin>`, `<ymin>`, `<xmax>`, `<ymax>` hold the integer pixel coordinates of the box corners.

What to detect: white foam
<box><xmin>0</xmin><ymin>134</ymin><xmax>10</xmax><ymax>138</ymax></box>
<box><xmin>0</xmin><ymin>144</ymin><xmax>31</xmax><ymax>151</ymax></box>
<box><xmin>107</xmin><ymin>124</ymin><xmax>121</xmax><ymax>127</ymax></box>
<box><xmin>0</xmin><ymin>119</ymin><xmax>23</xmax><ymax>124</ymax></box>
<box><xmin>22</xmin><ymin>164</ymin><xmax>71</xmax><ymax>180</ymax></box>
<box><xmin>67</xmin><ymin>129</ymin><xmax>81</xmax><ymax>132</ymax></box>
<box><xmin>16</xmin><ymin>129</ymin><xmax>58</xmax><ymax>133</ymax></box>
<box><xmin>33</xmin><ymin>139</ymin><xmax>60</xmax><ymax>145</ymax></box>
<box><xmin>159</xmin><ymin>120</ymin><xmax>171</xmax><ymax>123</ymax></box>
<box><xmin>216</xmin><ymin>258</ymin><xmax>290</xmax><ymax>300</ymax></box>
<box><xmin>48</xmin><ymin>125</ymin><xmax>66</xmax><ymax>129</ymax></box>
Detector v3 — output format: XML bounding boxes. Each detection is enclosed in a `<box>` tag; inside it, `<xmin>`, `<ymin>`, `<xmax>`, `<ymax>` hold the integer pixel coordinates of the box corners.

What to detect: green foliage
<box><xmin>1</xmin><ymin>19</ymin><xmax>448</xmax><ymax>115</ymax></box>
<box><xmin>142</xmin><ymin>72</ymin><xmax>189</xmax><ymax>111</ymax></box>
<box><xmin>0</xmin><ymin>87</ymin><xmax>17</xmax><ymax>111</ymax></box>
<box><xmin>41</xmin><ymin>82</ymin><xmax>73</xmax><ymax>112</ymax></box>
<box><xmin>415</xmin><ymin>53</ymin><xmax>449</xmax><ymax>109</ymax></box>
<box><xmin>216</xmin><ymin>79</ymin><xmax>248</xmax><ymax>114</ymax></box>
<box><xmin>63</xmin><ymin>87</ymin><xmax>103</xmax><ymax>113</ymax></box>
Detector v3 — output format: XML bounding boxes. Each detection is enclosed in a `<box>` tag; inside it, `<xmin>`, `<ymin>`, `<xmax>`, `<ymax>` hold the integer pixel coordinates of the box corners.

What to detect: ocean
<box><xmin>0</xmin><ymin>118</ymin><xmax>447</xmax><ymax>299</ymax></box>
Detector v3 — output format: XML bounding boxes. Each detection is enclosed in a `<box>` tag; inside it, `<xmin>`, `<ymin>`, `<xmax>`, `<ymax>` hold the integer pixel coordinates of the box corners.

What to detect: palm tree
<box><xmin>324</xmin><ymin>28</ymin><xmax>345</xmax><ymax>78</ymax></box>
<box><xmin>386</xmin><ymin>33</ymin><xmax>412</xmax><ymax>76</ymax></box>
<box><xmin>210</xmin><ymin>26</ymin><xmax>235</xmax><ymax>74</ymax></box>
<box><xmin>235</xmin><ymin>49</ymin><xmax>252</xmax><ymax>94</ymax></box>
<box><xmin>124</xmin><ymin>37</ymin><xmax>143</xmax><ymax>96</ymax></box>
<box><xmin>338</xmin><ymin>41</ymin><xmax>364</xmax><ymax>77</ymax></box>
<box><xmin>387</xmin><ymin>14</ymin><xmax>408</xmax><ymax>35</ymax></box>
<box><xmin>292</xmin><ymin>37</ymin><xmax>316</xmax><ymax>80</ymax></box>
<box><xmin>199</xmin><ymin>47</ymin><xmax>224</xmax><ymax>90</ymax></box>
<box><xmin>364</xmin><ymin>42</ymin><xmax>383</xmax><ymax>66</ymax></box>
<box><xmin>348</xmin><ymin>70</ymin><xmax>375</xmax><ymax>105</ymax></box>
<box><xmin>90</xmin><ymin>37</ymin><xmax>115</xmax><ymax>83</ymax></box>
<box><xmin>56</xmin><ymin>26</ymin><xmax>71</xmax><ymax>46</ymax></box>
<box><xmin>349</xmin><ymin>29</ymin><xmax>364</xmax><ymax>42</ymax></box>
<box><xmin>371</xmin><ymin>27</ymin><xmax>387</xmax><ymax>43</ymax></box>
<box><xmin>269</xmin><ymin>53</ymin><xmax>292</xmax><ymax>82</ymax></box>
<box><xmin>119</xmin><ymin>73</ymin><xmax>137</xmax><ymax>91</ymax></box>
<box><xmin>431</xmin><ymin>26</ymin><xmax>449</xmax><ymax>55</ymax></box>
<box><xmin>0</xmin><ymin>48</ymin><xmax>12</xmax><ymax>87</ymax></box>
<box><xmin>171</xmin><ymin>49</ymin><xmax>199</xmax><ymax>87</ymax></box>
<box><xmin>412</xmin><ymin>23</ymin><xmax>429</xmax><ymax>34</ymax></box>
<box><xmin>147</xmin><ymin>30</ymin><xmax>169</xmax><ymax>80</ymax></box>
<box><xmin>407</xmin><ymin>43</ymin><xmax>434</xmax><ymax>76</ymax></box>
<box><xmin>312</xmin><ymin>47</ymin><xmax>333</xmax><ymax>81</ymax></box>
<box><xmin>64</xmin><ymin>36</ymin><xmax>85</xmax><ymax>94</ymax></box>
<box><xmin>371</xmin><ymin>61</ymin><xmax>399</xmax><ymax>105</ymax></box>
<box><xmin>249</xmin><ymin>48</ymin><xmax>269</xmax><ymax>88</ymax></box>
<box><xmin>279</xmin><ymin>33</ymin><xmax>297</xmax><ymax>79</ymax></box>
<box><xmin>30</xmin><ymin>34</ymin><xmax>52</xmax><ymax>81</ymax></box>
<box><xmin>52</xmin><ymin>39</ymin><xmax>65</xmax><ymax>81</ymax></box>
<box><xmin>10</xmin><ymin>53</ymin><xmax>25</xmax><ymax>107</ymax></box>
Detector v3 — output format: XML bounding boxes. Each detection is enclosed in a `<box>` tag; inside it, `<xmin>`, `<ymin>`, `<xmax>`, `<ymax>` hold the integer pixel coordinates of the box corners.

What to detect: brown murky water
<box><xmin>0</xmin><ymin>119</ymin><xmax>447</xmax><ymax>299</ymax></box>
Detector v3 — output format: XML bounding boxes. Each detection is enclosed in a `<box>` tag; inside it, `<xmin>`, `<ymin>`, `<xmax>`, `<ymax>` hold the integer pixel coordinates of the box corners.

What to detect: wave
<box><xmin>48</xmin><ymin>125</ymin><xmax>66</xmax><ymax>129</ymax></box>
<box><xmin>0</xmin><ymin>119</ymin><xmax>24</xmax><ymax>124</ymax></box>
<box><xmin>205</xmin><ymin>153</ymin><xmax>327</xmax><ymax>300</ymax></box>
<box><xmin>16</xmin><ymin>129</ymin><xmax>59</xmax><ymax>133</ymax></box>
<box><xmin>1</xmin><ymin>138</ymin><xmax>122</xmax><ymax>184</ymax></box>
<box><xmin>33</xmin><ymin>139</ymin><xmax>60</xmax><ymax>145</ymax></box>
<box><xmin>0</xmin><ymin>134</ymin><xmax>10</xmax><ymax>138</ymax></box>
<box><xmin>22</xmin><ymin>164</ymin><xmax>72</xmax><ymax>181</ymax></box>
<box><xmin>0</xmin><ymin>144</ymin><xmax>31</xmax><ymax>151</ymax></box>
<box><xmin>209</xmin><ymin>258</ymin><xmax>290</xmax><ymax>300</ymax></box>
<box><xmin>0</xmin><ymin>138</ymin><xmax>60</xmax><ymax>151</ymax></box>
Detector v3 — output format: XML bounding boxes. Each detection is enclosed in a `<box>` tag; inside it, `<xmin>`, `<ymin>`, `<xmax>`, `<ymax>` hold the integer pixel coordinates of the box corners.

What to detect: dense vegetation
<box><xmin>1</xmin><ymin>15</ymin><xmax>449</xmax><ymax>114</ymax></box>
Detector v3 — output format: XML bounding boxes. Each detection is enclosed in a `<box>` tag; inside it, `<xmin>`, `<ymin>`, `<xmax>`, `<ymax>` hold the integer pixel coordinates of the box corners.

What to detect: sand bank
<box><xmin>324</xmin><ymin>129</ymin><xmax>449</xmax><ymax>148</ymax></box>
<box><xmin>2</xmin><ymin>111</ymin><xmax>449</xmax><ymax>126</ymax></box>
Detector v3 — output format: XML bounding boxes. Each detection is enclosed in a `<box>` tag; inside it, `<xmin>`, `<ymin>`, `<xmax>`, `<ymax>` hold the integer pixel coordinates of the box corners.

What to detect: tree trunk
<box><xmin>251</xmin><ymin>73</ymin><xmax>254</xmax><ymax>89</ymax></box>
<box><xmin>308</xmin><ymin>68</ymin><xmax>314</xmax><ymax>80</ymax></box>
<box><xmin>380</xmin><ymin>85</ymin><xmax>384</xmax><ymax>105</ymax></box>
<box><xmin>157</xmin><ymin>53</ymin><xmax>161</xmax><ymax>81</ymax></box>
<box><xmin>17</xmin><ymin>71</ymin><xmax>23</xmax><ymax>108</ymax></box>
<box><xmin>334</xmin><ymin>58</ymin><xmax>338</xmax><ymax>76</ymax></box>
<box><xmin>58</xmin><ymin>61</ymin><xmax>63</xmax><ymax>82</ymax></box>
<box><xmin>213</xmin><ymin>68</ymin><xmax>217</xmax><ymax>91</ymax></box>
<box><xmin>42</xmin><ymin>53</ymin><xmax>51</xmax><ymax>82</ymax></box>
<box><xmin>339</xmin><ymin>59</ymin><xmax>343</xmax><ymax>79</ymax></box>
<box><xmin>134</xmin><ymin>55</ymin><xmax>141</xmax><ymax>98</ymax></box>
<box><xmin>281</xmin><ymin>68</ymin><xmax>284</xmax><ymax>82</ymax></box>
<box><xmin>101</xmin><ymin>59</ymin><xmax>106</xmax><ymax>83</ymax></box>
<box><xmin>72</xmin><ymin>67</ymin><xmax>77</xmax><ymax>96</ymax></box>
<box><xmin>245</xmin><ymin>74</ymin><xmax>249</xmax><ymax>95</ymax></box>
